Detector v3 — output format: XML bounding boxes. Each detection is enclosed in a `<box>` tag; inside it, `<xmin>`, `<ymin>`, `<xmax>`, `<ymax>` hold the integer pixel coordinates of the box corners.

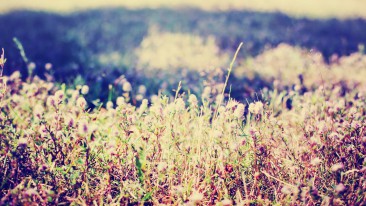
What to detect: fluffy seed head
<box><xmin>81</xmin><ymin>85</ymin><xmax>89</xmax><ymax>95</ymax></box>
<box><xmin>234</xmin><ymin>103</ymin><xmax>245</xmax><ymax>118</ymax></box>
<box><xmin>249</xmin><ymin>101</ymin><xmax>263</xmax><ymax>114</ymax></box>
<box><xmin>138</xmin><ymin>85</ymin><xmax>147</xmax><ymax>94</ymax></box>
<box><xmin>188</xmin><ymin>94</ymin><xmax>198</xmax><ymax>106</ymax></box>
<box><xmin>123</xmin><ymin>82</ymin><xmax>132</xmax><ymax>92</ymax></box>
<box><xmin>116</xmin><ymin>96</ymin><xmax>125</xmax><ymax>106</ymax></box>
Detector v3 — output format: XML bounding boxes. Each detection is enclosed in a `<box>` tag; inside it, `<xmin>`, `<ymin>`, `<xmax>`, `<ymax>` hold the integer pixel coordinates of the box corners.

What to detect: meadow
<box><xmin>0</xmin><ymin>40</ymin><xmax>365</xmax><ymax>205</ymax></box>
<box><xmin>0</xmin><ymin>3</ymin><xmax>366</xmax><ymax>206</ymax></box>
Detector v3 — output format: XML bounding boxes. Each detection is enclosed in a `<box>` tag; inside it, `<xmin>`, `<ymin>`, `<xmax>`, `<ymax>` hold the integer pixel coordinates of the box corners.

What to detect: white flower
<box><xmin>122</xmin><ymin>82</ymin><xmax>132</xmax><ymax>92</ymax></box>
<box><xmin>116</xmin><ymin>96</ymin><xmax>125</xmax><ymax>106</ymax></box>
<box><xmin>234</xmin><ymin>103</ymin><xmax>245</xmax><ymax>118</ymax></box>
<box><xmin>138</xmin><ymin>85</ymin><xmax>147</xmax><ymax>94</ymax></box>
<box><xmin>81</xmin><ymin>85</ymin><xmax>89</xmax><ymax>95</ymax></box>
<box><xmin>33</xmin><ymin>104</ymin><xmax>44</xmax><ymax>119</ymax></box>
<box><xmin>106</xmin><ymin>101</ymin><xmax>114</xmax><ymax>110</ymax></box>
<box><xmin>311</xmin><ymin>157</ymin><xmax>322</xmax><ymax>166</ymax></box>
<box><xmin>45</xmin><ymin>63</ymin><xmax>52</xmax><ymax>70</ymax></box>
<box><xmin>76</xmin><ymin>97</ymin><xmax>87</xmax><ymax>109</ymax></box>
<box><xmin>188</xmin><ymin>94</ymin><xmax>198</xmax><ymax>106</ymax></box>
<box><xmin>248</xmin><ymin>101</ymin><xmax>263</xmax><ymax>115</ymax></box>
<box><xmin>189</xmin><ymin>190</ymin><xmax>204</xmax><ymax>203</ymax></box>
<box><xmin>54</xmin><ymin>90</ymin><xmax>64</xmax><ymax>103</ymax></box>
<box><xmin>215</xmin><ymin>94</ymin><xmax>224</xmax><ymax>105</ymax></box>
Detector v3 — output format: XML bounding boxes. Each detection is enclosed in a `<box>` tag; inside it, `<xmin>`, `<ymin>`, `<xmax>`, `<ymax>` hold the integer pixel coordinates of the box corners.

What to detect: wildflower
<box><xmin>234</xmin><ymin>103</ymin><xmax>245</xmax><ymax>118</ymax></box>
<box><xmin>349</xmin><ymin>107</ymin><xmax>357</xmax><ymax>115</ymax></box>
<box><xmin>221</xmin><ymin>199</ymin><xmax>232</xmax><ymax>206</ymax></box>
<box><xmin>189</xmin><ymin>190</ymin><xmax>204</xmax><ymax>203</ymax></box>
<box><xmin>54</xmin><ymin>90</ymin><xmax>64</xmax><ymax>104</ymax></box>
<box><xmin>202</xmin><ymin>86</ymin><xmax>211</xmax><ymax>99</ymax></box>
<box><xmin>139</xmin><ymin>99</ymin><xmax>148</xmax><ymax>114</ymax></box>
<box><xmin>157</xmin><ymin>162</ymin><xmax>168</xmax><ymax>172</ymax></box>
<box><xmin>215</xmin><ymin>94</ymin><xmax>224</xmax><ymax>105</ymax></box>
<box><xmin>281</xmin><ymin>186</ymin><xmax>292</xmax><ymax>195</ymax></box>
<box><xmin>64</xmin><ymin>115</ymin><xmax>74</xmax><ymax>128</ymax></box>
<box><xmin>226</xmin><ymin>100</ymin><xmax>239</xmax><ymax>110</ymax></box>
<box><xmin>150</xmin><ymin>95</ymin><xmax>159</xmax><ymax>104</ymax></box>
<box><xmin>9</xmin><ymin>71</ymin><xmax>21</xmax><ymax>81</ymax></box>
<box><xmin>136</xmin><ymin>94</ymin><xmax>144</xmax><ymax>101</ymax></box>
<box><xmin>33</xmin><ymin>104</ymin><xmax>44</xmax><ymax>119</ymax></box>
<box><xmin>273</xmin><ymin>80</ymin><xmax>280</xmax><ymax>88</ymax></box>
<box><xmin>116</xmin><ymin>96</ymin><xmax>125</xmax><ymax>106</ymax></box>
<box><xmin>217</xmin><ymin>106</ymin><xmax>226</xmax><ymax>114</ymax></box>
<box><xmin>174</xmin><ymin>186</ymin><xmax>184</xmax><ymax>195</ymax></box>
<box><xmin>248</xmin><ymin>101</ymin><xmax>263</xmax><ymax>115</ymax></box>
<box><xmin>212</xmin><ymin>130</ymin><xmax>223</xmax><ymax>138</ymax></box>
<box><xmin>76</xmin><ymin>97</ymin><xmax>87</xmax><ymax>109</ymax></box>
<box><xmin>18</xmin><ymin>137</ymin><xmax>28</xmax><ymax>147</ymax></box>
<box><xmin>138</xmin><ymin>85</ymin><xmax>147</xmax><ymax>94</ymax></box>
<box><xmin>24</xmin><ymin>188</ymin><xmax>38</xmax><ymax>196</ymax></box>
<box><xmin>70</xmin><ymin>90</ymin><xmax>79</xmax><ymax>101</ymax></box>
<box><xmin>329</xmin><ymin>132</ymin><xmax>340</xmax><ymax>139</ymax></box>
<box><xmin>317</xmin><ymin>121</ymin><xmax>328</xmax><ymax>134</ymax></box>
<box><xmin>342</xmin><ymin>121</ymin><xmax>350</xmax><ymax>129</ymax></box>
<box><xmin>188</xmin><ymin>94</ymin><xmax>198</xmax><ymax>106</ymax></box>
<box><xmin>175</xmin><ymin>98</ymin><xmax>185</xmax><ymax>111</ymax></box>
<box><xmin>55</xmin><ymin>131</ymin><xmax>64</xmax><ymax>139</ymax></box>
<box><xmin>39</xmin><ymin>125</ymin><xmax>48</xmax><ymax>137</ymax></box>
<box><xmin>46</xmin><ymin>96</ymin><xmax>56</xmax><ymax>108</ymax></box>
<box><xmin>45</xmin><ymin>63</ymin><xmax>52</xmax><ymax>70</ymax></box>
<box><xmin>0</xmin><ymin>48</ymin><xmax>5</xmax><ymax>67</ymax></box>
<box><xmin>335</xmin><ymin>183</ymin><xmax>346</xmax><ymax>194</ymax></box>
<box><xmin>311</xmin><ymin>157</ymin><xmax>322</xmax><ymax>166</ymax></box>
<box><xmin>28</xmin><ymin>62</ymin><xmax>36</xmax><ymax>71</ymax></box>
<box><xmin>81</xmin><ymin>85</ymin><xmax>89</xmax><ymax>95</ymax></box>
<box><xmin>78</xmin><ymin>120</ymin><xmax>89</xmax><ymax>135</ymax></box>
<box><xmin>122</xmin><ymin>81</ymin><xmax>132</xmax><ymax>92</ymax></box>
<box><xmin>351</xmin><ymin>121</ymin><xmax>360</xmax><ymax>129</ymax></box>
<box><xmin>294</xmin><ymin>84</ymin><xmax>302</xmax><ymax>92</ymax></box>
<box><xmin>106</xmin><ymin>101</ymin><xmax>114</xmax><ymax>110</ymax></box>
<box><xmin>331</xmin><ymin>163</ymin><xmax>344</xmax><ymax>172</ymax></box>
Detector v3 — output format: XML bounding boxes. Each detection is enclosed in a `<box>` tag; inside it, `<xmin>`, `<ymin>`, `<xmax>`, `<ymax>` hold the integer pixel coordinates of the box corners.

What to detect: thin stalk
<box><xmin>214</xmin><ymin>42</ymin><xmax>243</xmax><ymax>119</ymax></box>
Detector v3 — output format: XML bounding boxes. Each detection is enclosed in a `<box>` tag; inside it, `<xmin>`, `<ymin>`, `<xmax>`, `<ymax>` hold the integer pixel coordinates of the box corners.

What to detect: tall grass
<box><xmin>0</xmin><ymin>46</ymin><xmax>365</xmax><ymax>205</ymax></box>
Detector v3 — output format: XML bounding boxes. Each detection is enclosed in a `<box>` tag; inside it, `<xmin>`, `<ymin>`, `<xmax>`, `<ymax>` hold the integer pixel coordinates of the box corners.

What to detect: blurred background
<box><xmin>1</xmin><ymin>0</ymin><xmax>366</xmax><ymax>104</ymax></box>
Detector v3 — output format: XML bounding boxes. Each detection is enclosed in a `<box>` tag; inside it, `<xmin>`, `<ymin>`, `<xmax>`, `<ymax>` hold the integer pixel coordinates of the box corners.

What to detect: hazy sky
<box><xmin>1</xmin><ymin>0</ymin><xmax>366</xmax><ymax>19</ymax></box>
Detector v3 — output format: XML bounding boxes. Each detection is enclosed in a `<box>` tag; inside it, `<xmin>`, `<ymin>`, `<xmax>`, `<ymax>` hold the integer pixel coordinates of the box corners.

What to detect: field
<box><xmin>0</xmin><ymin>2</ymin><xmax>366</xmax><ymax>206</ymax></box>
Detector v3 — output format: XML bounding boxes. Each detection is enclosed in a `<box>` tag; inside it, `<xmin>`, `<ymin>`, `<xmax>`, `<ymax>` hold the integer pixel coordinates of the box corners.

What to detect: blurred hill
<box><xmin>1</xmin><ymin>8</ymin><xmax>366</xmax><ymax>79</ymax></box>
